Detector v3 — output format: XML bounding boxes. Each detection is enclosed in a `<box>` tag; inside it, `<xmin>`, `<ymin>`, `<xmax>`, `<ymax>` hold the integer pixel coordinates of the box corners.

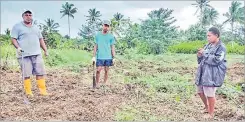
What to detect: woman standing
<box><xmin>195</xmin><ymin>27</ymin><xmax>227</xmax><ymax>119</ymax></box>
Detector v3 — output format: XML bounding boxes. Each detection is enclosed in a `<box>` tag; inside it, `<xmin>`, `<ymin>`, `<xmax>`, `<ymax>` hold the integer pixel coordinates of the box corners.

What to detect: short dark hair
<box><xmin>208</xmin><ymin>27</ymin><xmax>220</xmax><ymax>38</ymax></box>
<box><xmin>22</xmin><ymin>10</ymin><xmax>32</xmax><ymax>16</ymax></box>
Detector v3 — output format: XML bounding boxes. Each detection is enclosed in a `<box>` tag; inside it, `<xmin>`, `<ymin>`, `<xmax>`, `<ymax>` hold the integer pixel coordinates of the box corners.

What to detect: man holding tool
<box><xmin>11</xmin><ymin>9</ymin><xmax>49</xmax><ymax>96</ymax></box>
<box><xmin>92</xmin><ymin>20</ymin><xmax>116</xmax><ymax>88</ymax></box>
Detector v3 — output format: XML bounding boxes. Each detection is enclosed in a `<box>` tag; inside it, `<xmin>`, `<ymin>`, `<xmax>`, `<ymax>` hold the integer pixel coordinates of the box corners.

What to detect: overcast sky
<box><xmin>1</xmin><ymin>1</ymin><xmax>244</xmax><ymax>38</ymax></box>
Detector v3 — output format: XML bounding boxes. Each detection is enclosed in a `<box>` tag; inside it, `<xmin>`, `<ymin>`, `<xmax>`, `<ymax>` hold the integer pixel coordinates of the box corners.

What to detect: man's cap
<box><xmin>102</xmin><ymin>20</ymin><xmax>111</xmax><ymax>26</ymax></box>
<box><xmin>22</xmin><ymin>9</ymin><xmax>32</xmax><ymax>15</ymax></box>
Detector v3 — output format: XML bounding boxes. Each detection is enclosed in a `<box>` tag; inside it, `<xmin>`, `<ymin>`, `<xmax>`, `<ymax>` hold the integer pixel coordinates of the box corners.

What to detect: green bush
<box><xmin>115</xmin><ymin>40</ymin><xmax>128</xmax><ymax>55</ymax></box>
<box><xmin>168</xmin><ymin>40</ymin><xmax>206</xmax><ymax>54</ymax></box>
<box><xmin>136</xmin><ymin>41</ymin><xmax>151</xmax><ymax>55</ymax></box>
<box><xmin>226</xmin><ymin>42</ymin><xmax>244</xmax><ymax>55</ymax></box>
<box><xmin>0</xmin><ymin>44</ymin><xmax>16</xmax><ymax>59</ymax></box>
<box><xmin>168</xmin><ymin>41</ymin><xmax>244</xmax><ymax>55</ymax></box>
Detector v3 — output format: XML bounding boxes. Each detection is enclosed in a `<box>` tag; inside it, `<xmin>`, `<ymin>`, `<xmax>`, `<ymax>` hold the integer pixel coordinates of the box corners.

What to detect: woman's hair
<box><xmin>208</xmin><ymin>27</ymin><xmax>220</xmax><ymax>38</ymax></box>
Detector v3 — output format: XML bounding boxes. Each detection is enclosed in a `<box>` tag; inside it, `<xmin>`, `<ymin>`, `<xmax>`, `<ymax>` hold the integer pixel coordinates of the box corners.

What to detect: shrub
<box><xmin>168</xmin><ymin>41</ymin><xmax>244</xmax><ymax>55</ymax></box>
<box><xmin>226</xmin><ymin>42</ymin><xmax>244</xmax><ymax>55</ymax></box>
<box><xmin>168</xmin><ymin>40</ymin><xmax>206</xmax><ymax>54</ymax></box>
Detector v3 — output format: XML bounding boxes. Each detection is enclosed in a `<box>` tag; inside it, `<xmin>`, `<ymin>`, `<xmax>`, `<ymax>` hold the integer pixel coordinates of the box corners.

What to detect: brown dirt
<box><xmin>0</xmin><ymin>69</ymin><xmax>128</xmax><ymax>121</ymax></box>
<box><xmin>227</xmin><ymin>62</ymin><xmax>244</xmax><ymax>85</ymax></box>
<box><xmin>0</xmin><ymin>62</ymin><xmax>244</xmax><ymax>121</ymax></box>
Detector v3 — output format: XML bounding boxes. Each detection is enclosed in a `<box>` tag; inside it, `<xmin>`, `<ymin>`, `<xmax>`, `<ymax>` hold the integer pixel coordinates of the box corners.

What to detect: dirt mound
<box><xmin>227</xmin><ymin>62</ymin><xmax>244</xmax><ymax>85</ymax></box>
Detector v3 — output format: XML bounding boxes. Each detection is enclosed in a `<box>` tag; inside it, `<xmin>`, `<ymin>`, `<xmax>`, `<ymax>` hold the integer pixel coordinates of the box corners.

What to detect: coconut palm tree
<box><xmin>202</xmin><ymin>8</ymin><xmax>219</xmax><ymax>27</ymax></box>
<box><xmin>113</xmin><ymin>12</ymin><xmax>124</xmax><ymax>26</ymax></box>
<box><xmin>223</xmin><ymin>1</ymin><xmax>244</xmax><ymax>34</ymax></box>
<box><xmin>192</xmin><ymin>0</ymin><xmax>212</xmax><ymax>27</ymax></box>
<box><xmin>41</xmin><ymin>18</ymin><xmax>60</xmax><ymax>34</ymax></box>
<box><xmin>85</xmin><ymin>8</ymin><xmax>102</xmax><ymax>24</ymax></box>
<box><xmin>60</xmin><ymin>2</ymin><xmax>77</xmax><ymax>37</ymax></box>
<box><xmin>85</xmin><ymin>8</ymin><xmax>102</xmax><ymax>36</ymax></box>
<box><xmin>5</xmin><ymin>28</ymin><xmax>10</xmax><ymax>36</ymax></box>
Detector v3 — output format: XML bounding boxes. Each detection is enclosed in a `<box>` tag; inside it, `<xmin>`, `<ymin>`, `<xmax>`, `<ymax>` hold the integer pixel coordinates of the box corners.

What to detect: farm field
<box><xmin>1</xmin><ymin>50</ymin><xmax>244</xmax><ymax>121</ymax></box>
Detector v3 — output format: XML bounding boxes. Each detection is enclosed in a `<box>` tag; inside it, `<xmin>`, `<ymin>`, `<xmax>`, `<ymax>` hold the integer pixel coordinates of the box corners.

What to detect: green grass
<box><xmin>114</xmin><ymin>105</ymin><xmax>168</xmax><ymax>121</ymax></box>
<box><xmin>0</xmin><ymin>45</ymin><xmax>92</xmax><ymax>69</ymax></box>
<box><xmin>44</xmin><ymin>49</ymin><xmax>92</xmax><ymax>67</ymax></box>
<box><xmin>114</xmin><ymin>52</ymin><xmax>244</xmax><ymax>121</ymax></box>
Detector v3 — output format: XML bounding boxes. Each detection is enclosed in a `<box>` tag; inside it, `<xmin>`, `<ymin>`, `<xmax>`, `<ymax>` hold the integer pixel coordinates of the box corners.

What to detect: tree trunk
<box><xmin>231</xmin><ymin>21</ymin><xmax>234</xmax><ymax>48</ymax></box>
<box><xmin>68</xmin><ymin>16</ymin><xmax>71</xmax><ymax>38</ymax></box>
<box><xmin>200</xmin><ymin>7</ymin><xmax>203</xmax><ymax>28</ymax></box>
<box><xmin>231</xmin><ymin>21</ymin><xmax>234</xmax><ymax>36</ymax></box>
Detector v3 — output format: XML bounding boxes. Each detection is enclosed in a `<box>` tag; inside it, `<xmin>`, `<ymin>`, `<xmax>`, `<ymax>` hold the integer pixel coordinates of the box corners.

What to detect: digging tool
<box><xmin>21</xmin><ymin>50</ymin><xmax>31</xmax><ymax>104</ymax></box>
<box><xmin>92</xmin><ymin>61</ymin><xmax>96</xmax><ymax>88</ymax></box>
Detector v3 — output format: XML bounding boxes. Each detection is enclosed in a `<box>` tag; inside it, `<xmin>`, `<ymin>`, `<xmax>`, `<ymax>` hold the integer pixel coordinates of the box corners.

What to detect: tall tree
<box><xmin>202</xmin><ymin>8</ymin><xmax>219</xmax><ymax>27</ymax></box>
<box><xmin>141</xmin><ymin>8</ymin><xmax>178</xmax><ymax>41</ymax></box>
<box><xmin>84</xmin><ymin>8</ymin><xmax>102</xmax><ymax>36</ymax></box>
<box><xmin>85</xmin><ymin>8</ymin><xmax>102</xmax><ymax>24</ymax></box>
<box><xmin>60</xmin><ymin>2</ymin><xmax>77</xmax><ymax>37</ymax></box>
<box><xmin>41</xmin><ymin>18</ymin><xmax>60</xmax><ymax>33</ymax></box>
<box><xmin>192</xmin><ymin>0</ymin><xmax>212</xmax><ymax>27</ymax></box>
<box><xmin>223</xmin><ymin>1</ymin><xmax>244</xmax><ymax>34</ymax></box>
<box><xmin>140</xmin><ymin>8</ymin><xmax>178</xmax><ymax>54</ymax></box>
<box><xmin>113</xmin><ymin>12</ymin><xmax>124</xmax><ymax>26</ymax></box>
<box><xmin>78</xmin><ymin>24</ymin><xmax>95</xmax><ymax>51</ymax></box>
<box><xmin>33</xmin><ymin>20</ymin><xmax>42</xmax><ymax>30</ymax></box>
<box><xmin>78</xmin><ymin>24</ymin><xmax>93</xmax><ymax>40</ymax></box>
<box><xmin>5</xmin><ymin>28</ymin><xmax>10</xmax><ymax>36</ymax></box>
<box><xmin>110</xmin><ymin>18</ymin><xmax>120</xmax><ymax>38</ymax></box>
<box><xmin>186</xmin><ymin>23</ymin><xmax>207</xmax><ymax>41</ymax></box>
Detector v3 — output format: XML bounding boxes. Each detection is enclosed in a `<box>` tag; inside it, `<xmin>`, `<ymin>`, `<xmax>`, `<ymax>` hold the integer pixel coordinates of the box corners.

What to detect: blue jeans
<box><xmin>96</xmin><ymin>59</ymin><xmax>113</xmax><ymax>67</ymax></box>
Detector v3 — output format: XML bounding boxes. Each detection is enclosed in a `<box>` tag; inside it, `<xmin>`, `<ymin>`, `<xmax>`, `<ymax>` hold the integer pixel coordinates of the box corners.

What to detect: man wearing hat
<box><xmin>11</xmin><ymin>10</ymin><xmax>49</xmax><ymax>96</ymax></box>
<box><xmin>92</xmin><ymin>20</ymin><xmax>116</xmax><ymax>87</ymax></box>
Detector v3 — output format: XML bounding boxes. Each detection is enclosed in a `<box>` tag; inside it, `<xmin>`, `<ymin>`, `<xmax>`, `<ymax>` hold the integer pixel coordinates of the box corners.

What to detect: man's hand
<box><xmin>197</xmin><ymin>48</ymin><xmax>204</xmax><ymax>57</ymax></box>
<box><xmin>92</xmin><ymin>57</ymin><xmax>96</xmax><ymax>63</ymax></box>
<box><xmin>44</xmin><ymin>51</ymin><xmax>49</xmax><ymax>57</ymax></box>
<box><xmin>112</xmin><ymin>58</ymin><xmax>116</xmax><ymax>66</ymax></box>
<box><xmin>197</xmin><ymin>48</ymin><xmax>204</xmax><ymax>56</ymax></box>
<box><xmin>17</xmin><ymin>47</ymin><xmax>23</xmax><ymax>55</ymax></box>
<box><xmin>198</xmin><ymin>48</ymin><xmax>204</xmax><ymax>54</ymax></box>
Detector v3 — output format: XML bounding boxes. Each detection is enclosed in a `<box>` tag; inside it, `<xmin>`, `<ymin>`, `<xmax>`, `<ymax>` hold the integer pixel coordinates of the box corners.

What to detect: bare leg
<box><xmin>36</xmin><ymin>75</ymin><xmax>43</xmax><ymax>80</ymax></box>
<box><xmin>198</xmin><ymin>93</ymin><xmax>208</xmax><ymax>112</ymax></box>
<box><xmin>96</xmin><ymin>66</ymin><xmax>103</xmax><ymax>86</ymax></box>
<box><xmin>104</xmin><ymin>66</ymin><xmax>109</xmax><ymax>84</ymax></box>
<box><xmin>207</xmin><ymin>97</ymin><xmax>215</xmax><ymax>118</ymax></box>
<box><xmin>25</xmin><ymin>77</ymin><xmax>31</xmax><ymax>80</ymax></box>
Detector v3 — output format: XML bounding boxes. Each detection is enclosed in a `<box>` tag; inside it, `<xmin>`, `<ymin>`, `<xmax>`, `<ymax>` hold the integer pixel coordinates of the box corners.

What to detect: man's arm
<box><xmin>111</xmin><ymin>45</ymin><xmax>115</xmax><ymax>58</ymax></box>
<box><xmin>111</xmin><ymin>36</ymin><xmax>116</xmax><ymax>58</ymax></box>
<box><xmin>40</xmin><ymin>38</ymin><xmax>47</xmax><ymax>52</ymax></box>
<box><xmin>93</xmin><ymin>44</ymin><xmax>97</xmax><ymax>57</ymax></box>
<box><xmin>12</xmin><ymin>38</ymin><xmax>20</xmax><ymax>49</ymax></box>
<box><xmin>11</xmin><ymin>25</ymin><xmax>20</xmax><ymax>49</ymax></box>
<box><xmin>37</xmin><ymin>28</ymin><xmax>48</xmax><ymax>53</ymax></box>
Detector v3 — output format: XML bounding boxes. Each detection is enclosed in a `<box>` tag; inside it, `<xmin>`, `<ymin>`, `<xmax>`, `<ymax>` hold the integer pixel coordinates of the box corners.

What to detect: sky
<box><xmin>1</xmin><ymin>1</ymin><xmax>244</xmax><ymax>38</ymax></box>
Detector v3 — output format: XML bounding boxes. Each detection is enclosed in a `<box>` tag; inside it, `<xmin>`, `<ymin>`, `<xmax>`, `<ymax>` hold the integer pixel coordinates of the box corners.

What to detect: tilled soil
<box><xmin>0</xmin><ymin>62</ymin><xmax>244</xmax><ymax>121</ymax></box>
<box><xmin>0</xmin><ymin>69</ymin><xmax>128</xmax><ymax>121</ymax></box>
